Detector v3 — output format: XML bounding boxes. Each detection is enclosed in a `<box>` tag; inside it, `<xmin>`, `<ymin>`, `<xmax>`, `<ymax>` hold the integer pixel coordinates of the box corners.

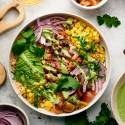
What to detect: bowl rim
<box><xmin>111</xmin><ymin>73</ymin><xmax>125</xmax><ymax>125</ymax></box>
<box><xmin>71</xmin><ymin>0</ymin><xmax>108</xmax><ymax>10</ymax></box>
<box><xmin>8</xmin><ymin>12</ymin><xmax>111</xmax><ymax>117</ymax></box>
<box><xmin>0</xmin><ymin>103</ymin><xmax>30</xmax><ymax>125</ymax></box>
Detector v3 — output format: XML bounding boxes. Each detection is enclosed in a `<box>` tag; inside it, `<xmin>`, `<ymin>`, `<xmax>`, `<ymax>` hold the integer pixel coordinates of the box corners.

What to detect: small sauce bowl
<box><xmin>71</xmin><ymin>0</ymin><xmax>108</xmax><ymax>10</ymax></box>
<box><xmin>0</xmin><ymin>103</ymin><xmax>30</xmax><ymax>125</ymax></box>
<box><xmin>111</xmin><ymin>73</ymin><xmax>125</xmax><ymax>125</ymax></box>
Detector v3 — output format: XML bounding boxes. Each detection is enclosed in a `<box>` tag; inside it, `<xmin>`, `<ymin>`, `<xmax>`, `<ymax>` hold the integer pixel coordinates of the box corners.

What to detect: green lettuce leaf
<box><xmin>15</xmin><ymin>50</ymin><xmax>44</xmax><ymax>86</ymax></box>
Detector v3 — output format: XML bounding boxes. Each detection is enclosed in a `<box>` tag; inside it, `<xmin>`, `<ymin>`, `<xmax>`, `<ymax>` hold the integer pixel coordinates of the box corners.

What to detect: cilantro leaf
<box><xmin>65</xmin><ymin>103</ymin><xmax>118</xmax><ymax>125</ymax></box>
<box><xmin>90</xmin><ymin>103</ymin><xmax>118</xmax><ymax>125</ymax></box>
<box><xmin>97</xmin><ymin>16</ymin><xmax>104</xmax><ymax>25</ymax></box>
<box><xmin>97</xmin><ymin>14</ymin><xmax>121</xmax><ymax>28</ymax></box>
<box><xmin>103</xmin><ymin>14</ymin><xmax>113</xmax><ymax>28</ymax></box>
<box><xmin>56</xmin><ymin>76</ymin><xmax>80</xmax><ymax>91</ymax></box>
<box><xmin>12</xmin><ymin>38</ymin><xmax>27</xmax><ymax>55</ymax></box>
<box><xmin>29</xmin><ymin>44</ymin><xmax>45</xmax><ymax>57</ymax></box>
<box><xmin>21</xmin><ymin>28</ymin><xmax>34</xmax><ymax>39</ymax></box>
<box><xmin>111</xmin><ymin>16</ymin><xmax>121</xmax><ymax>27</ymax></box>
<box><xmin>12</xmin><ymin>27</ymin><xmax>36</xmax><ymax>55</ymax></box>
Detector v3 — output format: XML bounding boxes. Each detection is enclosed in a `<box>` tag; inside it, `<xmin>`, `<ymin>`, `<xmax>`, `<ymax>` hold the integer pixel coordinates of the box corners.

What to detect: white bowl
<box><xmin>0</xmin><ymin>103</ymin><xmax>30</xmax><ymax>125</ymax></box>
<box><xmin>111</xmin><ymin>73</ymin><xmax>125</xmax><ymax>125</ymax></box>
<box><xmin>71</xmin><ymin>0</ymin><xmax>108</xmax><ymax>10</ymax></box>
<box><xmin>8</xmin><ymin>13</ymin><xmax>111</xmax><ymax>117</ymax></box>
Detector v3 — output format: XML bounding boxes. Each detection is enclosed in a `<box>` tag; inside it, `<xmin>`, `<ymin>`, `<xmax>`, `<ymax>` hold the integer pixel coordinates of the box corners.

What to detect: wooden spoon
<box><xmin>0</xmin><ymin>0</ymin><xmax>25</xmax><ymax>34</ymax></box>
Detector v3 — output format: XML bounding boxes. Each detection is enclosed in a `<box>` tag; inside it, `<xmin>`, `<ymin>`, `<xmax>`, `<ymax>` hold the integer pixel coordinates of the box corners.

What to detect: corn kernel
<box><xmin>27</xmin><ymin>89</ymin><xmax>31</xmax><ymax>93</ymax></box>
<box><xmin>28</xmin><ymin>93</ymin><xmax>34</xmax><ymax>98</ymax></box>
<box><xmin>44</xmin><ymin>101</ymin><xmax>53</xmax><ymax>111</ymax></box>
<box><xmin>34</xmin><ymin>82</ymin><xmax>40</xmax><ymax>86</ymax></box>
<box><xmin>40</xmin><ymin>85</ymin><xmax>44</xmax><ymax>89</ymax></box>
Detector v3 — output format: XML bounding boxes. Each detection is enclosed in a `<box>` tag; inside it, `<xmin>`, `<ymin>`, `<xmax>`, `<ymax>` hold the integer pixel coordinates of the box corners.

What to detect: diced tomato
<box><xmin>82</xmin><ymin>91</ymin><xmax>96</xmax><ymax>103</ymax></box>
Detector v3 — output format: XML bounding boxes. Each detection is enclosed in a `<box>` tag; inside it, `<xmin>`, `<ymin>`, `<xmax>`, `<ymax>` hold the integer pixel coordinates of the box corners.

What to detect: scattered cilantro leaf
<box><xmin>103</xmin><ymin>14</ymin><xmax>113</xmax><ymax>28</ymax></box>
<box><xmin>90</xmin><ymin>103</ymin><xmax>118</xmax><ymax>125</ymax></box>
<box><xmin>97</xmin><ymin>14</ymin><xmax>121</xmax><ymax>28</ymax></box>
<box><xmin>111</xmin><ymin>16</ymin><xmax>121</xmax><ymax>27</ymax></box>
<box><xmin>65</xmin><ymin>103</ymin><xmax>118</xmax><ymax>125</ymax></box>
<box><xmin>97</xmin><ymin>16</ymin><xmax>104</xmax><ymax>25</ymax></box>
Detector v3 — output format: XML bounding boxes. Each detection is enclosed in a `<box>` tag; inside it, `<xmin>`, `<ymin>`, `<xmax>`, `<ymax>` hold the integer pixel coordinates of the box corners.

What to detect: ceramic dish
<box><xmin>0</xmin><ymin>103</ymin><xmax>30</xmax><ymax>125</ymax></box>
<box><xmin>111</xmin><ymin>73</ymin><xmax>125</xmax><ymax>125</ymax></box>
<box><xmin>8</xmin><ymin>13</ymin><xmax>111</xmax><ymax>117</ymax></box>
<box><xmin>71</xmin><ymin>0</ymin><xmax>108</xmax><ymax>10</ymax></box>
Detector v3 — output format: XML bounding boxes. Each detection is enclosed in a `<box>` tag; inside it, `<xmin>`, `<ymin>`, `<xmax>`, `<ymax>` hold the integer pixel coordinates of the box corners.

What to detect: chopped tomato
<box><xmin>82</xmin><ymin>91</ymin><xmax>96</xmax><ymax>103</ymax></box>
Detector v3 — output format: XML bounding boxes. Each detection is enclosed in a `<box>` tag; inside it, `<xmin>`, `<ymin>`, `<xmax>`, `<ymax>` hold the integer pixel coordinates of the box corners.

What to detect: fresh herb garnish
<box><xmin>12</xmin><ymin>38</ymin><xmax>27</xmax><ymax>55</ymax></box>
<box><xmin>21</xmin><ymin>28</ymin><xmax>34</xmax><ymax>39</ymax></box>
<box><xmin>56</xmin><ymin>76</ymin><xmax>80</xmax><ymax>91</ymax></box>
<box><xmin>65</xmin><ymin>103</ymin><xmax>118</xmax><ymax>125</ymax></box>
<box><xmin>90</xmin><ymin>103</ymin><xmax>118</xmax><ymax>125</ymax></box>
<box><xmin>12</xmin><ymin>27</ymin><xmax>35</xmax><ymax>55</ymax></box>
<box><xmin>97</xmin><ymin>14</ymin><xmax>121</xmax><ymax>28</ymax></box>
<box><xmin>29</xmin><ymin>44</ymin><xmax>45</xmax><ymax>57</ymax></box>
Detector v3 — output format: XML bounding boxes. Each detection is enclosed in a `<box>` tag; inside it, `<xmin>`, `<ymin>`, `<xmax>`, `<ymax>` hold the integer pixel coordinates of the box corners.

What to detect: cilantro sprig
<box><xmin>97</xmin><ymin>14</ymin><xmax>121</xmax><ymax>28</ymax></box>
<box><xmin>65</xmin><ymin>103</ymin><xmax>118</xmax><ymax>125</ymax></box>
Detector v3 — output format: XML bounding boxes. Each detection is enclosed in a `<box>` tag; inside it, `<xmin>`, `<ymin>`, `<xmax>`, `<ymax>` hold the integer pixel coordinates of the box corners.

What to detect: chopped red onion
<box><xmin>34</xmin><ymin>27</ymin><xmax>42</xmax><ymax>42</ymax></box>
<box><xmin>82</xmin><ymin>80</ymin><xmax>88</xmax><ymax>93</ymax></box>
<box><xmin>0</xmin><ymin>111</ymin><xmax>23</xmax><ymax>125</ymax></box>
<box><xmin>69</xmin><ymin>90</ymin><xmax>76</xmax><ymax>96</ymax></box>
<box><xmin>95</xmin><ymin>80</ymin><xmax>99</xmax><ymax>94</ymax></box>
<box><xmin>40</xmin><ymin>36</ymin><xmax>46</xmax><ymax>45</ymax></box>
<box><xmin>70</xmin><ymin>67</ymin><xmax>80</xmax><ymax>76</ymax></box>
<box><xmin>99</xmin><ymin>63</ymin><xmax>106</xmax><ymax>77</ymax></box>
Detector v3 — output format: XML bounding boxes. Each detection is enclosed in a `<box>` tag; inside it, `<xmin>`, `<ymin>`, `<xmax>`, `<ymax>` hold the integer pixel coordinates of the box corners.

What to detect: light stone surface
<box><xmin>0</xmin><ymin>0</ymin><xmax>125</xmax><ymax>124</ymax></box>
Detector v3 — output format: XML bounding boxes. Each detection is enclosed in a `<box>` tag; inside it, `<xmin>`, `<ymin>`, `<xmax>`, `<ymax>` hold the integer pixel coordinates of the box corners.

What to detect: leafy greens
<box><xmin>56</xmin><ymin>76</ymin><xmax>80</xmax><ymax>91</ymax></box>
<box><xmin>97</xmin><ymin>14</ymin><xmax>121</xmax><ymax>28</ymax></box>
<box><xmin>15</xmin><ymin>50</ymin><xmax>44</xmax><ymax>85</ymax></box>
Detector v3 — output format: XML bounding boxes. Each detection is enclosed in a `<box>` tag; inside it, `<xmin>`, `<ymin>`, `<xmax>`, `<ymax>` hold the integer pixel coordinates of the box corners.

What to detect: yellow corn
<box><xmin>34</xmin><ymin>82</ymin><xmax>40</xmax><ymax>86</ymax></box>
<box><xmin>40</xmin><ymin>85</ymin><xmax>44</xmax><ymax>89</ymax></box>
<box><xmin>44</xmin><ymin>101</ymin><xmax>53</xmax><ymax>111</ymax></box>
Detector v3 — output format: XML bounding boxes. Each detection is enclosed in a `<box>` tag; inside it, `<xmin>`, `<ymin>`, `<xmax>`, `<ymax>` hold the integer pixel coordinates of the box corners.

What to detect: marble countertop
<box><xmin>0</xmin><ymin>0</ymin><xmax>125</xmax><ymax>124</ymax></box>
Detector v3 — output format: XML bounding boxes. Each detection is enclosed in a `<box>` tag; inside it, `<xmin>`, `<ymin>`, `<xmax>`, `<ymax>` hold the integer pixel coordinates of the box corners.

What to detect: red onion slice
<box><xmin>82</xmin><ymin>80</ymin><xmax>88</xmax><ymax>93</ymax></box>
<box><xmin>70</xmin><ymin>67</ymin><xmax>80</xmax><ymax>76</ymax></box>
<box><xmin>0</xmin><ymin>111</ymin><xmax>23</xmax><ymax>125</ymax></box>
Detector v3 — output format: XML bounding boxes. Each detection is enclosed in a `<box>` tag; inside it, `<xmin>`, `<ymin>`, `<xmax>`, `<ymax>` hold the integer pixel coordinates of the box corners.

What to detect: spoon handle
<box><xmin>0</xmin><ymin>0</ymin><xmax>25</xmax><ymax>34</ymax></box>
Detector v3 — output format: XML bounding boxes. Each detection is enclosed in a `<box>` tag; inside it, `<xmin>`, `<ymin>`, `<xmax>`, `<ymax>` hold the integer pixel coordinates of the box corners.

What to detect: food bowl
<box><xmin>71</xmin><ymin>0</ymin><xmax>108</xmax><ymax>10</ymax></box>
<box><xmin>0</xmin><ymin>103</ymin><xmax>30</xmax><ymax>125</ymax></box>
<box><xmin>111</xmin><ymin>73</ymin><xmax>125</xmax><ymax>124</ymax></box>
<box><xmin>8</xmin><ymin>13</ymin><xmax>111</xmax><ymax>117</ymax></box>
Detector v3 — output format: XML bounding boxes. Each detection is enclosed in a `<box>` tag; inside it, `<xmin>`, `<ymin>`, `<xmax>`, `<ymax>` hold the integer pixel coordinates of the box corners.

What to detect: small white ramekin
<box><xmin>111</xmin><ymin>73</ymin><xmax>125</xmax><ymax>125</ymax></box>
<box><xmin>71</xmin><ymin>0</ymin><xmax>108</xmax><ymax>10</ymax></box>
